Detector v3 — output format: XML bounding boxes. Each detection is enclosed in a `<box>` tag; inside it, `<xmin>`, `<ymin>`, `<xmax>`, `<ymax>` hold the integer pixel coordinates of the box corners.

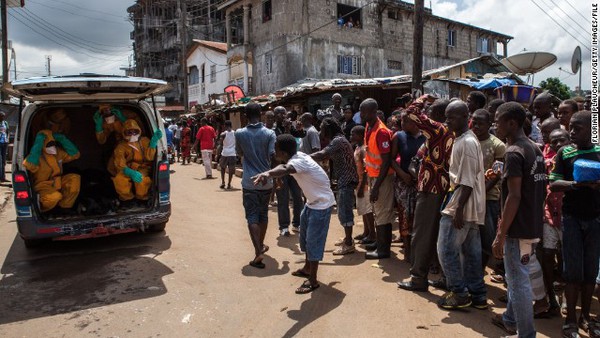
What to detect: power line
<box><xmin>26</xmin><ymin>0</ymin><xmax>129</xmax><ymax>25</ymax></box>
<box><xmin>8</xmin><ymin>11</ymin><xmax>129</xmax><ymax>62</ymax></box>
<box><xmin>43</xmin><ymin>0</ymin><xmax>124</xmax><ymax>18</ymax></box>
<box><xmin>16</xmin><ymin>9</ymin><xmax>132</xmax><ymax>55</ymax></box>
<box><xmin>546</xmin><ymin>0</ymin><xmax>588</xmax><ymax>37</ymax></box>
<box><xmin>563</xmin><ymin>0</ymin><xmax>589</xmax><ymax>22</ymax></box>
<box><xmin>530</xmin><ymin>0</ymin><xmax>591</xmax><ymax>52</ymax></box>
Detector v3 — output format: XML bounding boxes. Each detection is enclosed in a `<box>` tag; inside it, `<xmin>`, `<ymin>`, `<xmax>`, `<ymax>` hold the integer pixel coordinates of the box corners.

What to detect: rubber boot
<box><xmin>365</xmin><ymin>224</ymin><xmax>392</xmax><ymax>259</ymax></box>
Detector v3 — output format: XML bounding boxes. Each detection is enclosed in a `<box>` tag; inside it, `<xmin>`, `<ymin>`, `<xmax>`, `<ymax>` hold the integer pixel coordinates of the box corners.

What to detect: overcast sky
<box><xmin>7</xmin><ymin>0</ymin><xmax>592</xmax><ymax>91</ymax></box>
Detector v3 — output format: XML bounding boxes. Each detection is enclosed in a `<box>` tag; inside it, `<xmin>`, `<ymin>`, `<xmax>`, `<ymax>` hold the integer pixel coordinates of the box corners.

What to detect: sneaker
<box><xmin>471</xmin><ymin>298</ymin><xmax>489</xmax><ymax>310</ymax></box>
<box><xmin>334</xmin><ymin>237</ymin><xmax>345</xmax><ymax>246</ymax></box>
<box><xmin>437</xmin><ymin>291</ymin><xmax>472</xmax><ymax>310</ymax></box>
<box><xmin>280</xmin><ymin>228</ymin><xmax>290</xmax><ymax>237</ymax></box>
<box><xmin>333</xmin><ymin>243</ymin><xmax>355</xmax><ymax>255</ymax></box>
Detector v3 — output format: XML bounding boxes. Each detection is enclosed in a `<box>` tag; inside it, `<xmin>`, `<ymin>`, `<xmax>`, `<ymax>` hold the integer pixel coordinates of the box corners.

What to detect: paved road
<box><xmin>0</xmin><ymin>164</ymin><xmax>571</xmax><ymax>337</ymax></box>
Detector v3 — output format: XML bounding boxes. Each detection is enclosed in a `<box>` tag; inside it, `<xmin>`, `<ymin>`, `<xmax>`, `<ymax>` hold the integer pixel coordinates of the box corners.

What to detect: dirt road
<box><xmin>0</xmin><ymin>164</ymin><xmax>569</xmax><ymax>337</ymax></box>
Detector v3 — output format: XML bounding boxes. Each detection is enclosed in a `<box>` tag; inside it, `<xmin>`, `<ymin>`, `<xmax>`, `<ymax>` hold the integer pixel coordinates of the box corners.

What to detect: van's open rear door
<box><xmin>2</xmin><ymin>75</ymin><xmax>171</xmax><ymax>102</ymax></box>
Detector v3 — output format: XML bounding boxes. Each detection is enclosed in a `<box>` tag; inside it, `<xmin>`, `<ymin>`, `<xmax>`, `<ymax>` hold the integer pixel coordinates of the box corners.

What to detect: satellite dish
<box><xmin>572</xmin><ymin>46</ymin><xmax>582</xmax><ymax>74</ymax></box>
<box><xmin>501</xmin><ymin>51</ymin><xmax>557</xmax><ymax>75</ymax></box>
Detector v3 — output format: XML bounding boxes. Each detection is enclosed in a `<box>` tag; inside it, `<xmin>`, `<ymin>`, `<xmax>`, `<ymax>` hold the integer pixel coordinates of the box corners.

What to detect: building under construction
<box><xmin>127</xmin><ymin>0</ymin><xmax>226</xmax><ymax>105</ymax></box>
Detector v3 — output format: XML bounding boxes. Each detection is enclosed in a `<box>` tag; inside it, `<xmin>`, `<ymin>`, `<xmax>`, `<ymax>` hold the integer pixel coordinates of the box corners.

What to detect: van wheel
<box><xmin>23</xmin><ymin>238</ymin><xmax>46</xmax><ymax>249</ymax></box>
<box><xmin>148</xmin><ymin>222</ymin><xmax>166</xmax><ymax>233</ymax></box>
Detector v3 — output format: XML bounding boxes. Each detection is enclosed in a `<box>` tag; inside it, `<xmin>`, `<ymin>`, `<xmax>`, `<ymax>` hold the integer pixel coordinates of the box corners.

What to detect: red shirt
<box><xmin>196</xmin><ymin>125</ymin><xmax>217</xmax><ymax>150</ymax></box>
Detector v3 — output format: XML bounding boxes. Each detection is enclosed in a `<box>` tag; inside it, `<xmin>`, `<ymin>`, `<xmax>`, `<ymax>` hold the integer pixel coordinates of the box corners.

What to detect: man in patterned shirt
<box><xmin>398</xmin><ymin>96</ymin><xmax>455</xmax><ymax>292</ymax></box>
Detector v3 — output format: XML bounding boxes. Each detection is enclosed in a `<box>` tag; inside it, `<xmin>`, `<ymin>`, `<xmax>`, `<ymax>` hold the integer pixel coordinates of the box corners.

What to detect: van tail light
<box><xmin>14</xmin><ymin>173</ymin><xmax>26</xmax><ymax>183</ymax></box>
<box><xmin>159</xmin><ymin>163</ymin><xmax>168</xmax><ymax>172</ymax></box>
<box><xmin>158</xmin><ymin>161</ymin><xmax>170</xmax><ymax>194</ymax></box>
<box><xmin>13</xmin><ymin>170</ymin><xmax>32</xmax><ymax>207</ymax></box>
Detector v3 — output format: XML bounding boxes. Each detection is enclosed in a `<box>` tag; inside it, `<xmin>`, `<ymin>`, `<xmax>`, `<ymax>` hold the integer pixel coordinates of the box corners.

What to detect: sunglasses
<box><xmin>124</xmin><ymin>130</ymin><xmax>140</xmax><ymax>136</ymax></box>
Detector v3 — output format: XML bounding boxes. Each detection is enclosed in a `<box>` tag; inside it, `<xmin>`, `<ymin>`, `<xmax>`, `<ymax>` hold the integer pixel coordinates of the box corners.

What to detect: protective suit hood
<box><xmin>122</xmin><ymin>119</ymin><xmax>142</xmax><ymax>140</ymax></box>
<box><xmin>38</xmin><ymin>129</ymin><xmax>56</xmax><ymax>148</ymax></box>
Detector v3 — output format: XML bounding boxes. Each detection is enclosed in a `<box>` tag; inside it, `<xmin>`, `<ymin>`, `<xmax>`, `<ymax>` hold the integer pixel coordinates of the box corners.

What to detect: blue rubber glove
<box><xmin>26</xmin><ymin>132</ymin><xmax>46</xmax><ymax>165</ymax></box>
<box><xmin>111</xmin><ymin>107</ymin><xmax>126</xmax><ymax>123</ymax></box>
<box><xmin>93</xmin><ymin>111</ymin><xmax>103</xmax><ymax>132</ymax></box>
<box><xmin>149</xmin><ymin>129</ymin><xmax>163</xmax><ymax>149</ymax></box>
<box><xmin>53</xmin><ymin>133</ymin><xmax>79</xmax><ymax>156</ymax></box>
<box><xmin>123</xmin><ymin>167</ymin><xmax>143</xmax><ymax>183</ymax></box>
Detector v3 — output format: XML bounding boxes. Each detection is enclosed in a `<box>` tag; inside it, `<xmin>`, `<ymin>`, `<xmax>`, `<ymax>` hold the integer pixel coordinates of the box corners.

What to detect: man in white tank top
<box><xmin>219</xmin><ymin>120</ymin><xmax>237</xmax><ymax>189</ymax></box>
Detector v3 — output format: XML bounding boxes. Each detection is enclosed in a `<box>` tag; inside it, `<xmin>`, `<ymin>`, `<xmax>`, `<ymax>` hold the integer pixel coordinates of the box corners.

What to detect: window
<box><xmin>262</xmin><ymin>0</ymin><xmax>272</xmax><ymax>23</ymax></box>
<box><xmin>387</xmin><ymin>10</ymin><xmax>398</xmax><ymax>20</ymax></box>
<box><xmin>447</xmin><ymin>29</ymin><xmax>456</xmax><ymax>47</ymax></box>
<box><xmin>477</xmin><ymin>37</ymin><xmax>490</xmax><ymax>53</ymax></box>
<box><xmin>210</xmin><ymin>65</ymin><xmax>216</xmax><ymax>83</ymax></box>
<box><xmin>337</xmin><ymin>55</ymin><xmax>361</xmax><ymax>75</ymax></box>
<box><xmin>189</xmin><ymin>66</ymin><xmax>199</xmax><ymax>85</ymax></box>
<box><xmin>201</xmin><ymin>63</ymin><xmax>205</xmax><ymax>83</ymax></box>
<box><xmin>265</xmin><ymin>53</ymin><xmax>272</xmax><ymax>75</ymax></box>
<box><xmin>337</xmin><ymin>4</ymin><xmax>362</xmax><ymax>29</ymax></box>
<box><xmin>387</xmin><ymin>60</ymin><xmax>402</xmax><ymax>71</ymax></box>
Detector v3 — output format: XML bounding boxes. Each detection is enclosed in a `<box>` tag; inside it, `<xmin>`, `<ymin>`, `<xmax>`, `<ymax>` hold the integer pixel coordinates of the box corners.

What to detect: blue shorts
<box><xmin>562</xmin><ymin>214</ymin><xmax>600</xmax><ymax>283</ymax></box>
<box><xmin>242</xmin><ymin>189</ymin><xmax>271</xmax><ymax>225</ymax></box>
<box><xmin>336</xmin><ymin>186</ymin><xmax>355</xmax><ymax>227</ymax></box>
<box><xmin>299</xmin><ymin>205</ymin><xmax>333</xmax><ymax>261</ymax></box>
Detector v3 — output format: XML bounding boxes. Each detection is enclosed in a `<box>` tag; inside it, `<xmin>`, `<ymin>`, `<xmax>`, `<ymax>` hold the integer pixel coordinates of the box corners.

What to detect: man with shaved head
<box><xmin>435</xmin><ymin>100</ymin><xmax>487</xmax><ymax>310</ymax></box>
<box><xmin>360</xmin><ymin>98</ymin><xmax>395</xmax><ymax>259</ymax></box>
<box><xmin>531</xmin><ymin>93</ymin><xmax>555</xmax><ymax>144</ymax></box>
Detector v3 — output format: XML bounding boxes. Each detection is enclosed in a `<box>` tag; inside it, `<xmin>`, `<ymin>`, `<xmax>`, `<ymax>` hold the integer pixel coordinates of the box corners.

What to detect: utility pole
<box><xmin>411</xmin><ymin>0</ymin><xmax>424</xmax><ymax>97</ymax></box>
<box><xmin>45</xmin><ymin>55</ymin><xmax>52</xmax><ymax>76</ymax></box>
<box><xmin>180</xmin><ymin>0</ymin><xmax>189</xmax><ymax>112</ymax></box>
<box><xmin>1</xmin><ymin>0</ymin><xmax>8</xmax><ymax>101</ymax></box>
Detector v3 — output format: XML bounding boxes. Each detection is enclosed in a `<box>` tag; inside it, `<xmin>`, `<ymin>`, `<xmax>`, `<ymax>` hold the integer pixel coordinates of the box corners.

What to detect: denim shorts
<box><xmin>242</xmin><ymin>189</ymin><xmax>271</xmax><ymax>225</ymax></box>
<box><xmin>562</xmin><ymin>214</ymin><xmax>600</xmax><ymax>283</ymax></box>
<box><xmin>337</xmin><ymin>186</ymin><xmax>355</xmax><ymax>227</ymax></box>
<box><xmin>299</xmin><ymin>205</ymin><xmax>333</xmax><ymax>261</ymax></box>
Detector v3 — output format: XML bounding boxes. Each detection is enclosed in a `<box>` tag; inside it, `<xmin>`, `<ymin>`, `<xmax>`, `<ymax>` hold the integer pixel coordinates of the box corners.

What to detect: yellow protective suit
<box><xmin>23</xmin><ymin>130</ymin><xmax>81</xmax><ymax>212</ymax></box>
<box><xmin>97</xmin><ymin>119</ymin><xmax>124</xmax><ymax>145</ymax></box>
<box><xmin>112</xmin><ymin>119</ymin><xmax>156</xmax><ymax>201</ymax></box>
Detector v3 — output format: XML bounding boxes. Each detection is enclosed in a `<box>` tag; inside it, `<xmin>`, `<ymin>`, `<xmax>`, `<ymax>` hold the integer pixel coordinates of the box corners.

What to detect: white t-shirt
<box><xmin>442</xmin><ymin>130</ymin><xmax>486</xmax><ymax>225</ymax></box>
<box><xmin>221</xmin><ymin>130</ymin><xmax>236</xmax><ymax>157</ymax></box>
<box><xmin>288</xmin><ymin>152</ymin><xmax>335</xmax><ymax>210</ymax></box>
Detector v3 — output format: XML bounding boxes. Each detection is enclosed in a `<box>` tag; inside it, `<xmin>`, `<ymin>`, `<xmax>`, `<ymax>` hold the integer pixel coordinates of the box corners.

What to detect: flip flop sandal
<box><xmin>291</xmin><ymin>270</ymin><xmax>310</xmax><ymax>278</ymax></box>
<box><xmin>491</xmin><ymin>314</ymin><xmax>517</xmax><ymax>335</ymax></box>
<box><xmin>580</xmin><ymin>318</ymin><xmax>600</xmax><ymax>338</ymax></box>
<box><xmin>249</xmin><ymin>260</ymin><xmax>265</xmax><ymax>269</ymax></box>
<box><xmin>261</xmin><ymin>245</ymin><xmax>269</xmax><ymax>254</ymax></box>
<box><xmin>295</xmin><ymin>280</ymin><xmax>320</xmax><ymax>294</ymax></box>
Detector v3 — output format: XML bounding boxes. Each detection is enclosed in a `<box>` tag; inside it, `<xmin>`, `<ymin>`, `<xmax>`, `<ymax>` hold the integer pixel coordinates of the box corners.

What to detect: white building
<box><xmin>187</xmin><ymin>39</ymin><xmax>229</xmax><ymax>107</ymax></box>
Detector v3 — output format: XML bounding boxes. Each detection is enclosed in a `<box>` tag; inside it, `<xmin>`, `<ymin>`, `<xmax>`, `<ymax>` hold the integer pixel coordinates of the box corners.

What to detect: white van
<box><xmin>3</xmin><ymin>75</ymin><xmax>172</xmax><ymax>248</ymax></box>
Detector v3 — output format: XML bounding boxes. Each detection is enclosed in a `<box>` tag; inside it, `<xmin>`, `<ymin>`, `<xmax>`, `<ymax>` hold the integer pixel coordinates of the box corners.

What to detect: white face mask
<box><xmin>105</xmin><ymin>116</ymin><xmax>115</xmax><ymax>124</ymax></box>
<box><xmin>45</xmin><ymin>146</ymin><xmax>57</xmax><ymax>155</ymax></box>
<box><xmin>128</xmin><ymin>134</ymin><xmax>139</xmax><ymax>143</ymax></box>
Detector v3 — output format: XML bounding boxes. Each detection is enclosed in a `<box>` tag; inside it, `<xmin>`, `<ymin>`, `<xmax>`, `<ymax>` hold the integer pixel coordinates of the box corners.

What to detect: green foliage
<box><xmin>539</xmin><ymin>77</ymin><xmax>571</xmax><ymax>100</ymax></box>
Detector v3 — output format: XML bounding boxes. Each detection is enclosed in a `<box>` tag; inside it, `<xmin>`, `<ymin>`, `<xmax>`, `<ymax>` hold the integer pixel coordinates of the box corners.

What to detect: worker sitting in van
<box><xmin>111</xmin><ymin>119</ymin><xmax>162</xmax><ymax>208</ymax></box>
<box><xmin>46</xmin><ymin>108</ymin><xmax>71</xmax><ymax>134</ymax></box>
<box><xmin>23</xmin><ymin>130</ymin><xmax>81</xmax><ymax>214</ymax></box>
<box><xmin>94</xmin><ymin>104</ymin><xmax>127</xmax><ymax>144</ymax></box>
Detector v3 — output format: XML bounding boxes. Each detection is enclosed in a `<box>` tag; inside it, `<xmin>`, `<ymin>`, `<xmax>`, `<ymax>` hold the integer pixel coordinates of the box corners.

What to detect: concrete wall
<box><xmin>227</xmin><ymin>0</ymin><xmax>509</xmax><ymax>95</ymax></box>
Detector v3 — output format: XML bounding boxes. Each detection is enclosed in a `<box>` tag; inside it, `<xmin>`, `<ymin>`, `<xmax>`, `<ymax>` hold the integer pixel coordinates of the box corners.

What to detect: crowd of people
<box><xmin>168</xmin><ymin>91</ymin><xmax>597</xmax><ymax>338</ymax></box>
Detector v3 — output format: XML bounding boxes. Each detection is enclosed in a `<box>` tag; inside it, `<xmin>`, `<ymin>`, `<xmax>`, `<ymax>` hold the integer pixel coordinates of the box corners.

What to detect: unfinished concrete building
<box><xmin>128</xmin><ymin>0</ymin><xmax>226</xmax><ymax>105</ymax></box>
<box><xmin>217</xmin><ymin>0</ymin><xmax>513</xmax><ymax>95</ymax></box>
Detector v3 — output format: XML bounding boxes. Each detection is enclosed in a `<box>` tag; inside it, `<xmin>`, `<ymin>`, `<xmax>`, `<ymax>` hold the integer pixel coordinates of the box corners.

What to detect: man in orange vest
<box><xmin>361</xmin><ymin>98</ymin><xmax>395</xmax><ymax>259</ymax></box>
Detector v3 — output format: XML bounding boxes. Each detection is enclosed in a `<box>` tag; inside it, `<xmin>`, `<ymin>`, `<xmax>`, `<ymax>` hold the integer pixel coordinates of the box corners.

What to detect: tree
<box><xmin>539</xmin><ymin>77</ymin><xmax>571</xmax><ymax>100</ymax></box>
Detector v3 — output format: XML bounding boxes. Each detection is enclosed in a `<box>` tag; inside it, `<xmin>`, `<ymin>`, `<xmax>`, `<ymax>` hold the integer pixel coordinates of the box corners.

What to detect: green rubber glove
<box><xmin>26</xmin><ymin>132</ymin><xmax>46</xmax><ymax>165</ymax></box>
<box><xmin>149</xmin><ymin>129</ymin><xmax>163</xmax><ymax>149</ymax></box>
<box><xmin>93</xmin><ymin>111</ymin><xmax>103</xmax><ymax>132</ymax></box>
<box><xmin>123</xmin><ymin>167</ymin><xmax>143</xmax><ymax>183</ymax></box>
<box><xmin>53</xmin><ymin>133</ymin><xmax>79</xmax><ymax>156</ymax></box>
<box><xmin>111</xmin><ymin>107</ymin><xmax>126</xmax><ymax>123</ymax></box>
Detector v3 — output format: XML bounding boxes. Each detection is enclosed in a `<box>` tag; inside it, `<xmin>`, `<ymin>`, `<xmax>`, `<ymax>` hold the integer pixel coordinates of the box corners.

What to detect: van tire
<box><xmin>23</xmin><ymin>238</ymin><xmax>46</xmax><ymax>249</ymax></box>
<box><xmin>148</xmin><ymin>222</ymin><xmax>166</xmax><ymax>233</ymax></box>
